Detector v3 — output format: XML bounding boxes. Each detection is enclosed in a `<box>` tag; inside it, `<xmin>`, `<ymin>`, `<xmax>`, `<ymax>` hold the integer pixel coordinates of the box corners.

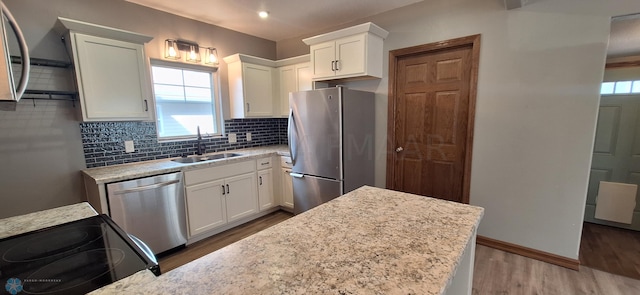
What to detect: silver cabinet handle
<box><xmin>331</xmin><ymin>60</ymin><xmax>335</xmax><ymax>71</ymax></box>
<box><xmin>335</xmin><ymin>60</ymin><xmax>339</xmax><ymax>71</ymax></box>
<box><xmin>221</xmin><ymin>184</ymin><xmax>225</xmax><ymax>195</ymax></box>
<box><xmin>261</xmin><ymin>162</ymin><xmax>270</xmax><ymax>166</ymax></box>
<box><xmin>112</xmin><ymin>179</ymin><xmax>179</xmax><ymax>194</ymax></box>
<box><xmin>226</xmin><ymin>184</ymin><xmax>230</xmax><ymax>194</ymax></box>
<box><xmin>246</xmin><ymin>102</ymin><xmax>250</xmax><ymax>112</ymax></box>
<box><xmin>396</xmin><ymin>147</ymin><xmax>404</xmax><ymax>152</ymax></box>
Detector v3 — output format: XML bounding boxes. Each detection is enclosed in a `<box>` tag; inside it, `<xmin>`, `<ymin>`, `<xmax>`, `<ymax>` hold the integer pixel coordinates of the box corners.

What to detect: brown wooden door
<box><xmin>387</xmin><ymin>35</ymin><xmax>480</xmax><ymax>203</ymax></box>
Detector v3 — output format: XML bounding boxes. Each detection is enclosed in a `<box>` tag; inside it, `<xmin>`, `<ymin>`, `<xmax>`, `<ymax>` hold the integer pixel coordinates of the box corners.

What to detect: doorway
<box><xmin>386</xmin><ymin>35</ymin><xmax>480</xmax><ymax>203</ymax></box>
<box><xmin>580</xmin><ymin>13</ymin><xmax>640</xmax><ymax>280</ymax></box>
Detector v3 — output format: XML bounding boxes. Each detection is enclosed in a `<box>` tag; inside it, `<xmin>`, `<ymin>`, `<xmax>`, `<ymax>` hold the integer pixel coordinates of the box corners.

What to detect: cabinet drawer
<box><xmin>257</xmin><ymin>157</ymin><xmax>273</xmax><ymax>169</ymax></box>
<box><xmin>281</xmin><ymin>156</ymin><xmax>293</xmax><ymax>168</ymax></box>
<box><xmin>185</xmin><ymin>160</ymin><xmax>255</xmax><ymax>186</ymax></box>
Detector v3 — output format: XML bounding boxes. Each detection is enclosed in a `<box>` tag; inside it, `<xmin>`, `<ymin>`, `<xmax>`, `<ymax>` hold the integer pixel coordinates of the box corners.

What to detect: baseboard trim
<box><xmin>477</xmin><ymin>235</ymin><xmax>580</xmax><ymax>270</ymax></box>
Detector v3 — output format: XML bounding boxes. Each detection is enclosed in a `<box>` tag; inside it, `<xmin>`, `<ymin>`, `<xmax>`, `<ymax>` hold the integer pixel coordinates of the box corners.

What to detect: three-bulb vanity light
<box><xmin>164</xmin><ymin>39</ymin><xmax>218</xmax><ymax>66</ymax></box>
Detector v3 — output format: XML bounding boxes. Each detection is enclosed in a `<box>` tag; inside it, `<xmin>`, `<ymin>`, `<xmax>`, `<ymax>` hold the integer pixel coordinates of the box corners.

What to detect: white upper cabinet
<box><xmin>223</xmin><ymin>54</ymin><xmax>275</xmax><ymax>118</ymax></box>
<box><xmin>303</xmin><ymin>22</ymin><xmax>388</xmax><ymax>81</ymax></box>
<box><xmin>59</xmin><ymin>17</ymin><xmax>153</xmax><ymax>121</ymax></box>
<box><xmin>277</xmin><ymin>56</ymin><xmax>311</xmax><ymax>117</ymax></box>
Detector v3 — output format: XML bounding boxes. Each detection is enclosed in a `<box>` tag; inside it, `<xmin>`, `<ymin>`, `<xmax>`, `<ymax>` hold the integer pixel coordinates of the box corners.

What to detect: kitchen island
<box><xmin>94</xmin><ymin>185</ymin><xmax>484</xmax><ymax>294</ymax></box>
<box><xmin>1</xmin><ymin>186</ymin><xmax>483</xmax><ymax>294</ymax></box>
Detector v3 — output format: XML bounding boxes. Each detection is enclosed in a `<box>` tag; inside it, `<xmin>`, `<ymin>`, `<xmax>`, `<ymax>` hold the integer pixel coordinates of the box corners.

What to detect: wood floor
<box><xmin>474</xmin><ymin>245</ymin><xmax>640</xmax><ymax>294</ymax></box>
<box><xmin>580</xmin><ymin>221</ymin><xmax>640</xmax><ymax>280</ymax></box>
<box><xmin>158</xmin><ymin>210</ymin><xmax>293</xmax><ymax>272</ymax></box>
<box><xmin>158</xmin><ymin>211</ymin><xmax>640</xmax><ymax>293</ymax></box>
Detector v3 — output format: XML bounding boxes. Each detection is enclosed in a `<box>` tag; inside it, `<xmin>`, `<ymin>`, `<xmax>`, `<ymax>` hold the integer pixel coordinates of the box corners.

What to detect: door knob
<box><xmin>395</xmin><ymin>147</ymin><xmax>404</xmax><ymax>152</ymax></box>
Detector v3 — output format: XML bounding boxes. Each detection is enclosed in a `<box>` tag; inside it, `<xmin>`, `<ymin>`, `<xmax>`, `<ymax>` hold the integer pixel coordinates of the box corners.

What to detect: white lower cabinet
<box><xmin>280</xmin><ymin>156</ymin><xmax>294</xmax><ymax>209</ymax></box>
<box><xmin>258</xmin><ymin>169</ymin><xmax>275</xmax><ymax>210</ymax></box>
<box><xmin>184</xmin><ymin>160</ymin><xmax>258</xmax><ymax>238</ymax></box>
<box><xmin>185</xmin><ymin>180</ymin><xmax>226</xmax><ymax>237</ymax></box>
<box><xmin>281</xmin><ymin>168</ymin><xmax>294</xmax><ymax>209</ymax></box>
<box><xmin>225</xmin><ymin>172</ymin><xmax>259</xmax><ymax>222</ymax></box>
<box><xmin>257</xmin><ymin>157</ymin><xmax>276</xmax><ymax>211</ymax></box>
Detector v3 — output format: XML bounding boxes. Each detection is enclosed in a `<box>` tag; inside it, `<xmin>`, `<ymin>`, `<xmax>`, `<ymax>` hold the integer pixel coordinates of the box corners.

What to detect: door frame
<box><xmin>386</xmin><ymin>34</ymin><xmax>481</xmax><ymax>204</ymax></box>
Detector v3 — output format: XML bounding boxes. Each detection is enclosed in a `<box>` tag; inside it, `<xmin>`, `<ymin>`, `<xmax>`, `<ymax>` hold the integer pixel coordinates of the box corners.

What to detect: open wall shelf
<box><xmin>10</xmin><ymin>56</ymin><xmax>78</xmax><ymax>106</ymax></box>
<box><xmin>10</xmin><ymin>56</ymin><xmax>71</xmax><ymax>68</ymax></box>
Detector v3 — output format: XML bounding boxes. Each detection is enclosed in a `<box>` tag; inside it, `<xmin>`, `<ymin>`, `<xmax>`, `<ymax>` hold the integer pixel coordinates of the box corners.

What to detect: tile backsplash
<box><xmin>80</xmin><ymin>118</ymin><xmax>288</xmax><ymax>168</ymax></box>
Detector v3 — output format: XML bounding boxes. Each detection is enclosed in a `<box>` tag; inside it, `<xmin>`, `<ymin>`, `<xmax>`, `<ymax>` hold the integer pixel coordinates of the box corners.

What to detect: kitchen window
<box><xmin>150</xmin><ymin>60</ymin><xmax>223</xmax><ymax>140</ymax></box>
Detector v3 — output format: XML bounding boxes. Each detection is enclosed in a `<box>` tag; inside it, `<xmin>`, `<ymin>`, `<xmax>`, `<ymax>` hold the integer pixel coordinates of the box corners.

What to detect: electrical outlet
<box><xmin>124</xmin><ymin>140</ymin><xmax>135</xmax><ymax>153</ymax></box>
<box><xmin>246</xmin><ymin>132</ymin><xmax>252</xmax><ymax>141</ymax></box>
<box><xmin>228</xmin><ymin>133</ymin><xmax>237</xmax><ymax>143</ymax></box>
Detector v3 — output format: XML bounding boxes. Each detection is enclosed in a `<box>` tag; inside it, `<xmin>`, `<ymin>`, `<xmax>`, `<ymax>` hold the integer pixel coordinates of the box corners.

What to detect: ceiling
<box><xmin>125</xmin><ymin>0</ymin><xmax>423</xmax><ymax>42</ymax></box>
<box><xmin>608</xmin><ymin>14</ymin><xmax>640</xmax><ymax>58</ymax></box>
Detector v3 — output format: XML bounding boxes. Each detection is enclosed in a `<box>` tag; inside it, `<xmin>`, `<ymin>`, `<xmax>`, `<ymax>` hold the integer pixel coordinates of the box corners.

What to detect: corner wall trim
<box><xmin>476</xmin><ymin>235</ymin><xmax>580</xmax><ymax>270</ymax></box>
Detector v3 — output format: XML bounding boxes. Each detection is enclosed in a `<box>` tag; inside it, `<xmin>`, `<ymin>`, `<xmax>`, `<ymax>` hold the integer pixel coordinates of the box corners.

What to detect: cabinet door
<box><xmin>296</xmin><ymin>63</ymin><xmax>312</xmax><ymax>92</ymax></box>
<box><xmin>73</xmin><ymin>33</ymin><xmax>151</xmax><ymax>121</ymax></box>
<box><xmin>185</xmin><ymin>179</ymin><xmax>227</xmax><ymax>237</ymax></box>
<box><xmin>281</xmin><ymin>168</ymin><xmax>294</xmax><ymax>209</ymax></box>
<box><xmin>279</xmin><ymin>65</ymin><xmax>296</xmax><ymax>116</ymax></box>
<box><xmin>226</xmin><ymin>172</ymin><xmax>259</xmax><ymax>222</ymax></box>
<box><xmin>335</xmin><ymin>34</ymin><xmax>366</xmax><ymax>78</ymax></box>
<box><xmin>243</xmin><ymin>63</ymin><xmax>273</xmax><ymax>117</ymax></box>
<box><xmin>258</xmin><ymin>169</ymin><xmax>275</xmax><ymax>211</ymax></box>
<box><xmin>310</xmin><ymin>41</ymin><xmax>336</xmax><ymax>79</ymax></box>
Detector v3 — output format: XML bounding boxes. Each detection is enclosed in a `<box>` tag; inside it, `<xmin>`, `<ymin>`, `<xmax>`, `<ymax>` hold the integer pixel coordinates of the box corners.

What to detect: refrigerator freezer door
<box><xmin>292</xmin><ymin>174</ymin><xmax>342</xmax><ymax>214</ymax></box>
<box><xmin>289</xmin><ymin>88</ymin><xmax>342</xmax><ymax>180</ymax></box>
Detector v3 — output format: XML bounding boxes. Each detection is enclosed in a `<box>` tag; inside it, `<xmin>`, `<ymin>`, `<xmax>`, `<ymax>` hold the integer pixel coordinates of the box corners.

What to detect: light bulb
<box><xmin>168</xmin><ymin>46</ymin><xmax>177</xmax><ymax>57</ymax></box>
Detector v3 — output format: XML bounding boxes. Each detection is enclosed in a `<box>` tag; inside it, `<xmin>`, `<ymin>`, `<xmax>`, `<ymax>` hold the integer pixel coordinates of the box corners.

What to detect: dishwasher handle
<box><xmin>112</xmin><ymin>179</ymin><xmax>180</xmax><ymax>194</ymax></box>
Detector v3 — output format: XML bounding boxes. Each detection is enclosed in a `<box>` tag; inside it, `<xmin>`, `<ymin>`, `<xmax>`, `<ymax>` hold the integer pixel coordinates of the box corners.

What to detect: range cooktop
<box><xmin>0</xmin><ymin>215</ymin><xmax>160</xmax><ymax>295</ymax></box>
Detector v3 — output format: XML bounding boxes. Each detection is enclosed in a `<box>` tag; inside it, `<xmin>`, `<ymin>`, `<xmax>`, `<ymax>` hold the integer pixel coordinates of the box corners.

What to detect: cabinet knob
<box><xmin>395</xmin><ymin>147</ymin><xmax>404</xmax><ymax>152</ymax></box>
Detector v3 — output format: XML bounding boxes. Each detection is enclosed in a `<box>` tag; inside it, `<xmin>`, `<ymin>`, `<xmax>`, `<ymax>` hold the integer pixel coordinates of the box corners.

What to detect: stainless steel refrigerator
<box><xmin>288</xmin><ymin>86</ymin><xmax>375</xmax><ymax>214</ymax></box>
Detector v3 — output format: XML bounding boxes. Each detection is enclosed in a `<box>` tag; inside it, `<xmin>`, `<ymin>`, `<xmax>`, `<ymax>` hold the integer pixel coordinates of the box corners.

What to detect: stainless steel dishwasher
<box><xmin>106</xmin><ymin>172</ymin><xmax>187</xmax><ymax>255</ymax></box>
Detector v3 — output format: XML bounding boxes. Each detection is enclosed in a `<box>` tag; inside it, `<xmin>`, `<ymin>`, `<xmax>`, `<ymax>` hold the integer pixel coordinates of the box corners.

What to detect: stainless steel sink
<box><xmin>172</xmin><ymin>153</ymin><xmax>242</xmax><ymax>164</ymax></box>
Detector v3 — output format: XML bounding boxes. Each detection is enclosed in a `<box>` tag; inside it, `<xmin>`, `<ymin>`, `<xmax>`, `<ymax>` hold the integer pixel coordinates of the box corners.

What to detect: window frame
<box><xmin>149</xmin><ymin>59</ymin><xmax>224</xmax><ymax>142</ymax></box>
<box><xmin>600</xmin><ymin>80</ymin><xmax>640</xmax><ymax>96</ymax></box>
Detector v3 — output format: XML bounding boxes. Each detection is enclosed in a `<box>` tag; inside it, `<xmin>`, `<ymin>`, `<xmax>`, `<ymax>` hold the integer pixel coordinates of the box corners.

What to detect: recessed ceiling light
<box><xmin>258</xmin><ymin>11</ymin><xmax>269</xmax><ymax>19</ymax></box>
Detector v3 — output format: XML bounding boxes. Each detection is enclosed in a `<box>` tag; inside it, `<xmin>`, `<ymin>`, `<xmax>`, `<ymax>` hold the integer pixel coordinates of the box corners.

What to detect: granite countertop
<box><xmin>0</xmin><ymin>203</ymin><xmax>97</xmax><ymax>239</ymax></box>
<box><xmin>82</xmin><ymin>144</ymin><xmax>290</xmax><ymax>184</ymax></box>
<box><xmin>92</xmin><ymin>186</ymin><xmax>484</xmax><ymax>295</ymax></box>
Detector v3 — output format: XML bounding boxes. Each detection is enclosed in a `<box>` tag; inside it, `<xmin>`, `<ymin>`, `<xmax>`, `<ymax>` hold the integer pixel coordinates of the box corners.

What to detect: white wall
<box><xmin>279</xmin><ymin>0</ymin><xmax>640</xmax><ymax>259</ymax></box>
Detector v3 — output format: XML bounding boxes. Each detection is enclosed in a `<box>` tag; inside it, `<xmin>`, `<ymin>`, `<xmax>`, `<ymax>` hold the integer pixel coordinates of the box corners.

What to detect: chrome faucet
<box><xmin>196</xmin><ymin>126</ymin><xmax>205</xmax><ymax>155</ymax></box>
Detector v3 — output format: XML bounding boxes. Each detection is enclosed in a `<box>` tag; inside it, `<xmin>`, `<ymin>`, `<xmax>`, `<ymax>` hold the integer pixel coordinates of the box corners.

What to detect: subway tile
<box><xmin>80</xmin><ymin>118</ymin><xmax>285</xmax><ymax>167</ymax></box>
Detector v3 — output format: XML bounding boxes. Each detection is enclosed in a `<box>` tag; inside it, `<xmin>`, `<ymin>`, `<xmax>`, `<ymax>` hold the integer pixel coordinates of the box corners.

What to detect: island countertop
<box><xmin>92</xmin><ymin>186</ymin><xmax>484</xmax><ymax>295</ymax></box>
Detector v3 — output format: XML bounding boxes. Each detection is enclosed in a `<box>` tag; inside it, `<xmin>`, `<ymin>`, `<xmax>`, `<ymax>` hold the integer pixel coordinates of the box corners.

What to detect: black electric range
<box><xmin>0</xmin><ymin>215</ymin><xmax>160</xmax><ymax>295</ymax></box>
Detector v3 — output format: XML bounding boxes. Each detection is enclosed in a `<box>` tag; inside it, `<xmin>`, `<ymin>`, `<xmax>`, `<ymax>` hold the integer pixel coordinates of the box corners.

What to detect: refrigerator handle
<box><xmin>288</xmin><ymin>108</ymin><xmax>296</xmax><ymax>166</ymax></box>
<box><xmin>290</xmin><ymin>172</ymin><xmax>304</xmax><ymax>178</ymax></box>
